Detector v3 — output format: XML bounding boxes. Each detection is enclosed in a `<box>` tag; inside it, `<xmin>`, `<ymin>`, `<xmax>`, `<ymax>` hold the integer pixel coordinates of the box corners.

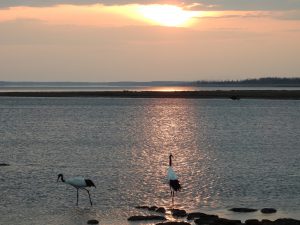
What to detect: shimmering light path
<box><xmin>0</xmin><ymin>98</ymin><xmax>299</xmax><ymax>224</ymax></box>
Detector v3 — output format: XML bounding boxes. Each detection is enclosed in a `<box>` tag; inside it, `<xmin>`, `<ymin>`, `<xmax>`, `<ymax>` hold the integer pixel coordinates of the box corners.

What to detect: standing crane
<box><xmin>57</xmin><ymin>173</ymin><xmax>96</xmax><ymax>206</ymax></box>
<box><xmin>167</xmin><ymin>154</ymin><xmax>181</xmax><ymax>199</ymax></box>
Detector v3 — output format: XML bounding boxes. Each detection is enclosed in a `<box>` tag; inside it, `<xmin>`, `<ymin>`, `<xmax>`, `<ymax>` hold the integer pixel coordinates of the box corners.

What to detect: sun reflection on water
<box><xmin>129</xmin><ymin>98</ymin><xmax>220</xmax><ymax>211</ymax></box>
<box><xmin>148</xmin><ymin>86</ymin><xmax>197</xmax><ymax>92</ymax></box>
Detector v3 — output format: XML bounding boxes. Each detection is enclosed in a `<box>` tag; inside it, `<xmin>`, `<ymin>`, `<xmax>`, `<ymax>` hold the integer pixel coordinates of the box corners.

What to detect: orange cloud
<box><xmin>1</xmin><ymin>3</ymin><xmax>299</xmax><ymax>31</ymax></box>
<box><xmin>0</xmin><ymin>4</ymin><xmax>148</xmax><ymax>27</ymax></box>
<box><xmin>1</xmin><ymin>4</ymin><xmax>299</xmax><ymax>32</ymax></box>
<box><xmin>0</xmin><ymin>4</ymin><xmax>207</xmax><ymax>28</ymax></box>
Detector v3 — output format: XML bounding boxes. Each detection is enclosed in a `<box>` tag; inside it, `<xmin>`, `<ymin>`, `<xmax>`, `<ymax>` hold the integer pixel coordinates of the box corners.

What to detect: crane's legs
<box><xmin>76</xmin><ymin>189</ymin><xmax>79</xmax><ymax>206</ymax></box>
<box><xmin>84</xmin><ymin>188</ymin><xmax>93</xmax><ymax>206</ymax></box>
<box><xmin>170</xmin><ymin>189</ymin><xmax>175</xmax><ymax>205</ymax></box>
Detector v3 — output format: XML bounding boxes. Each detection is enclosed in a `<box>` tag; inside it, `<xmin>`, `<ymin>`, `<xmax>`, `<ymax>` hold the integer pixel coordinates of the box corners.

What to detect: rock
<box><xmin>261</xmin><ymin>208</ymin><xmax>277</xmax><ymax>214</ymax></box>
<box><xmin>245</xmin><ymin>219</ymin><xmax>261</xmax><ymax>225</ymax></box>
<box><xmin>187</xmin><ymin>212</ymin><xmax>202</xmax><ymax>220</ymax></box>
<box><xmin>230</xmin><ymin>95</ymin><xmax>240</xmax><ymax>100</ymax></box>
<box><xmin>229</xmin><ymin>208</ymin><xmax>257</xmax><ymax>213</ymax></box>
<box><xmin>87</xmin><ymin>219</ymin><xmax>99</xmax><ymax>224</ymax></box>
<box><xmin>156</xmin><ymin>222</ymin><xmax>191</xmax><ymax>225</ymax></box>
<box><xmin>188</xmin><ymin>212</ymin><xmax>218</xmax><ymax>220</ymax></box>
<box><xmin>127</xmin><ymin>215</ymin><xmax>166</xmax><ymax>221</ymax></box>
<box><xmin>171</xmin><ymin>209</ymin><xmax>187</xmax><ymax>217</ymax></box>
<box><xmin>210</xmin><ymin>218</ymin><xmax>242</xmax><ymax>225</ymax></box>
<box><xmin>149</xmin><ymin>206</ymin><xmax>159</xmax><ymax>211</ymax></box>
<box><xmin>156</xmin><ymin>207</ymin><xmax>166</xmax><ymax>214</ymax></box>
<box><xmin>261</xmin><ymin>220</ymin><xmax>273</xmax><ymax>225</ymax></box>
<box><xmin>273</xmin><ymin>218</ymin><xmax>300</xmax><ymax>225</ymax></box>
<box><xmin>135</xmin><ymin>205</ymin><xmax>165</xmax><ymax>213</ymax></box>
<box><xmin>187</xmin><ymin>212</ymin><xmax>207</xmax><ymax>220</ymax></box>
<box><xmin>135</xmin><ymin>205</ymin><xmax>150</xmax><ymax>209</ymax></box>
<box><xmin>0</xmin><ymin>163</ymin><xmax>9</xmax><ymax>166</ymax></box>
<box><xmin>194</xmin><ymin>216</ymin><xmax>219</xmax><ymax>225</ymax></box>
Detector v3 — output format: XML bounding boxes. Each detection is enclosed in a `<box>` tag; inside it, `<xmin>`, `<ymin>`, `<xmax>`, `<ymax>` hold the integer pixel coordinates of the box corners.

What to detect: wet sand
<box><xmin>0</xmin><ymin>90</ymin><xmax>300</xmax><ymax>99</ymax></box>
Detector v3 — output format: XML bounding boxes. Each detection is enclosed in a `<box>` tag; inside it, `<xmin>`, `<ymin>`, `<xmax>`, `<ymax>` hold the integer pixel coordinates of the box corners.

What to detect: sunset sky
<box><xmin>0</xmin><ymin>0</ymin><xmax>300</xmax><ymax>81</ymax></box>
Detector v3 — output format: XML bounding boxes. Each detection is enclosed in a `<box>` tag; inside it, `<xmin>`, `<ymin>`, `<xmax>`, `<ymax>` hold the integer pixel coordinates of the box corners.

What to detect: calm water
<box><xmin>0</xmin><ymin>97</ymin><xmax>299</xmax><ymax>225</ymax></box>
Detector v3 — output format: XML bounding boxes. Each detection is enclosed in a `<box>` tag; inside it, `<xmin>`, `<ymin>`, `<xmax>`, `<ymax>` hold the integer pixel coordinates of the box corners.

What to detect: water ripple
<box><xmin>0</xmin><ymin>98</ymin><xmax>299</xmax><ymax>224</ymax></box>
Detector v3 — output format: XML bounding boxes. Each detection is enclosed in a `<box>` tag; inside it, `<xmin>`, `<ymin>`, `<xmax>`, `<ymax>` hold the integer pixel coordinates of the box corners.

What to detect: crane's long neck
<box><xmin>169</xmin><ymin>154</ymin><xmax>173</xmax><ymax>167</ymax></box>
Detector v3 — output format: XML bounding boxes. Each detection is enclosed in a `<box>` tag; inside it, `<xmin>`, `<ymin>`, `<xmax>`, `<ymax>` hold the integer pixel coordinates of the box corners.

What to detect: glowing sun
<box><xmin>137</xmin><ymin>4</ymin><xmax>200</xmax><ymax>27</ymax></box>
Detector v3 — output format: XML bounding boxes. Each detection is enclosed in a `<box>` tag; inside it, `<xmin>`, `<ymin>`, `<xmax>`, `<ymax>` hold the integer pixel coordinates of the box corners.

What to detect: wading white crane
<box><xmin>57</xmin><ymin>173</ymin><xmax>96</xmax><ymax>206</ymax></box>
<box><xmin>167</xmin><ymin>154</ymin><xmax>181</xmax><ymax>198</ymax></box>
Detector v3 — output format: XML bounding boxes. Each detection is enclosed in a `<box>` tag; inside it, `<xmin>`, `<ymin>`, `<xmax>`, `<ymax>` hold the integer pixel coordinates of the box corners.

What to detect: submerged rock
<box><xmin>149</xmin><ymin>206</ymin><xmax>159</xmax><ymax>211</ymax></box>
<box><xmin>171</xmin><ymin>209</ymin><xmax>187</xmax><ymax>217</ymax></box>
<box><xmin>261</xmin><ymin>219</ymin><xmax>273</xmax><ymax>225</ymax></box>
<box><xmin>156</xmin><ymin>222</ymin><xmax>191</xmax><ymax>225</ymax></box>
<box><xmin>0</xmin><ymin>163</ymin><xmax>9</xmax><ymax>166</ymax></box>
<box><xmin>230</xmin><ymin>95</ymin><xmax>240</xmax><ymax>100</ymax></box>
<box><xmin>128</xmin><ymin>215</ymin><xmax>166</xmax><ymax>221</ymax></box>
<box><xmin>187</xmin><ymin>212</ymin><xmax>218</xmax><ymax>220</ymax></box>
<box><xmin>261</xmin><ymin>208</ymin><xmax>277</xmax><ymax>214</ymax></box>
<box><xmin>135</xmin><ymin>205</ymin><xmax>166</xmax><ymax>213</ymax></box>
<box><xmin>156</xmin><ymin>207</ymin><xmax>166</xmax><ymax>214</ymax></box>
<box><xmin>273</xmin><ymin>218</ymin><xmax>300</xmax><ymax>225</ymax></box>
<box><xmin>210</xmin><ymin>218</ymin><xmax>242</xmax><ymax>225</ymax></box>
<box><xmin>194</xmin><ymin>215</ymin><xmax>219</xmax><ymax>224</ymax></box>
<box><xmin>194</xmin><ymin>217</ymin><xmax>217</xmax><ymax>224</ymax></box>
<box><xmin>245</xmin><ymin>219</ymin><xmax>261</xmax><ymax>225</ymax></box>
<box><xmin>87</xmin><ymin>219</ymin><xmax>99</xmax><ymax>224</ymax></box>
<box><xmin>229</xmin><ymin>208</ymin><xmax>257</xmax><ymax>213</ymax></box>
<box><xmin>187</xmin><ymin>212</ymin><xmax>206</xmax><ymax>220</ymax></box>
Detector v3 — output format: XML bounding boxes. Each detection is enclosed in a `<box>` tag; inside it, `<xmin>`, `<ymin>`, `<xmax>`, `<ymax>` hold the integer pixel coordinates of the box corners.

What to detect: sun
<box><xmin>137</xmin><ymin>4</ymin><xmax>200</xmax><ymax>27</ymax></box>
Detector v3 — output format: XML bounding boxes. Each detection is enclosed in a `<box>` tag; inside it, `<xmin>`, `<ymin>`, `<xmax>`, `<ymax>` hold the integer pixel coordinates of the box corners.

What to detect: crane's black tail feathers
<box><xmin>85</xmin><ymin>179</ymin><xmax>96</xmax><ymax>188</ymax></box>
<box><xmin>169</xmin><ymin>179</ymin><xmax>181</xmax><ymax>192</ymax></box>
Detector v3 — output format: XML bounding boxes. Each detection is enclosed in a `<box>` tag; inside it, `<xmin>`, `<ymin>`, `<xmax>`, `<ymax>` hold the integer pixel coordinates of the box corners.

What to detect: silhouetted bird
<box><xmin>57</xmin><ymin>173</ymin><xmax>96</xmax><ymax>206</ymax></box>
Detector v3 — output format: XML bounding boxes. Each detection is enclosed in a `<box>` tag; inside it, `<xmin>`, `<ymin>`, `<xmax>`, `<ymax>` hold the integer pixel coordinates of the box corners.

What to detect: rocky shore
<box><xmin>128</xmin><ymin>205</ymin><xmax>300</xmax><ymax>225</ymax></box>
<box><xmin>0</xmin><ymin>90</ymin><xmax>300</xmax><ymax>99</ymax></box>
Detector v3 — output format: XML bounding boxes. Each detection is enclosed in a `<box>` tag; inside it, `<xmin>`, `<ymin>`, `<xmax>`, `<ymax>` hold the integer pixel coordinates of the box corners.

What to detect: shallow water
<box><xmin>0</xmin><ymin>97</ymin><xmax>299</xmax><ymax>224</ymax></box>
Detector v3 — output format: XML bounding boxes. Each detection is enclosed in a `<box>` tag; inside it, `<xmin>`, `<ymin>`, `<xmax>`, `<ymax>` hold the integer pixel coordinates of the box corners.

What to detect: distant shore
<box><xmin>0</xmin><ymin>90</ymin><xmax>300</xmax><ymax>99</ymax></box>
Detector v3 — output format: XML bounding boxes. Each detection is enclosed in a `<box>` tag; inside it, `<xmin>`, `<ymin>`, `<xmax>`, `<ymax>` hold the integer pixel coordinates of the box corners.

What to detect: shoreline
<box><xmin>128</xmin><ymin>206</ymin><xmax>300</xmax><ymax>225</ymax></box>
<box><xmin>0</xmin><ymin>90</ymin><xmax>300</xmax><ymax>99</ymax></box>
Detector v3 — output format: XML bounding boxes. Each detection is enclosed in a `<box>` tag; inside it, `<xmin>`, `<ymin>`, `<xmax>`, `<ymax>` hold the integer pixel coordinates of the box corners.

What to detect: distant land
<box><xmin>1</xmin><ymin>90</ymin><xmax>300</xmax><ymax>100</ymax></box>
<box><xmin>0</xmin><ymin>77</ymin><xmax>300</xmax><ymax>87</ymax></box>
<box><xmin>194</xmin><ymin>77</ymin><xmax>300</xmax><ymax>87</ymax></box>
<box><xmin>0</xmin><ymin>81</ymin><xmax>187</xmax><ymax>87</ymax></box>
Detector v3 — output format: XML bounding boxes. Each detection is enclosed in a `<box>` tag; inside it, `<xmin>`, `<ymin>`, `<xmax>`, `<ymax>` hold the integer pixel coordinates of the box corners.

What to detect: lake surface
<box><xmin>0</xmin><ymin>97</ymin><xmax>299</xmax><ymax>225</ymax></box>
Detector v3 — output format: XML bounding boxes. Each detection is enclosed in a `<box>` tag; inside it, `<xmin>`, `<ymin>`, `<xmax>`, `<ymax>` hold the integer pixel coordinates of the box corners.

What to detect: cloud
<box><xmin>200</xmin><ymin>10</ymin><xmax>300</xmax><ymax>21</ymax></box>
<box><xmin>191</xmin><ymin>0</ymin><xmax>300</xmax><ymax>11</ymax></box>
<box><xmin>275</xmin><ymin>10</ymin><xmax>300</xmax><ymax>20</ymax></box>
<box><xmin>0</xmin><ymin>0</ymin><xmax>137</xmax><ymax>8</ymax></box>
<box><xmin>0</xmin><ymin>4</ymin><xmax>152</xmax><ymax>27</ymax></box>
<box><xmin>0</xmin><ymin>0</ymin><xmax>98</xmax><ymax>8</ymax></box>
<box><xmin>1</xmin><ymin>0</ymin><xmax>300</xmax><ymax>11</ymax></box>
<box><xmin>1</xmin><ymin>17</ymin><xmax>299</xmax><ymax>82</ymax></box>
